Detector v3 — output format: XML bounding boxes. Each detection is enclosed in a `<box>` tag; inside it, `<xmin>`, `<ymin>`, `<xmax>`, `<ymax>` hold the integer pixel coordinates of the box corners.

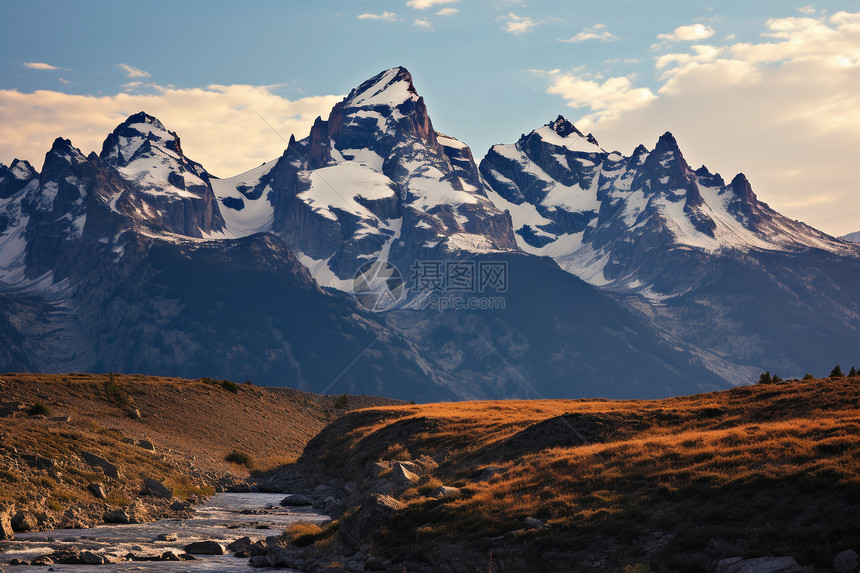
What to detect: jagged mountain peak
<box><xmin>99</xmin><ymin>111</ymin><xmax>186</xmax><ymax>168</ymax></box>
<box><xmin>343</xmin><ymin>66</ymin><xmax>419</xmax><ymax>109</ymax></box>
<box><xmin>654</xmin><ymin>131</ymin><xmax>681</xmax><ymax>154</ymax></box>
<box><xmin>44</xmin><ymin>138</ymin><xmax>88</xmax><ymax>170</ymax></box>
<box><xmin>8</xmin><ymin>158</ymin><xmax>38</xmax><ymax>179</ymax></box>
<box><xmin>548</xmin><ymin>115</ymin><xmax>579</xmax><ymax>138</ymax></box>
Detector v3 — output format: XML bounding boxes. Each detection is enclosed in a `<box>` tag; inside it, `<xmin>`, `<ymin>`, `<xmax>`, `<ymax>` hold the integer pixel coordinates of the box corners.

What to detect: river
<box><xmin>0</xmin><ymin>493</ymin><xmax>330</xmax><ymax>571</ymax></box>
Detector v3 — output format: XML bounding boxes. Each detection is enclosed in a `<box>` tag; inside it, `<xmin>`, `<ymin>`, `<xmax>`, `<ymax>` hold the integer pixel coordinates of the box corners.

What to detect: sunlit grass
<box><xmin>308</xmin><ymin>377</ymin><xmax>860</xmax><ymax>569</ymax></box>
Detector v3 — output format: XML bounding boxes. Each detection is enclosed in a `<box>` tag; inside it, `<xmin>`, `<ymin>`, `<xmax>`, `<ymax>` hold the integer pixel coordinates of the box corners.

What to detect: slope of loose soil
<box><xmin>286</xmin><ymin>377</ymin><xmax>860</xmax><ymax>572</ymax></box>
<box><xmin>0</xmin><ymin>372</ymin><xmax>400</xmax><ymax>531</ymax></box>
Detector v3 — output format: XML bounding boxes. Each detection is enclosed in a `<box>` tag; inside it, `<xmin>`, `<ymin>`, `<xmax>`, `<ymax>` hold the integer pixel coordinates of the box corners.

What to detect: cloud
<box><xmin>118</xmin><ymin>64</ymin><xmax>151</xmax><ymax>78</ymax></box>
<box><xmin>559</xmin><ymin>23</ymin><xmax>618</xmax><ymax>43</ymax></box>
<box><xmin>502</xmin><ymin>12</ymin><xmax>537</xmax><ymax>35</ymax></box>
<box><xmin>23</xmin><ymin>62</ymin><xmax>59</xmax><ymax>71</ymax></box>
<box><xmin>357</xmin><ymin>11</ymin><xmax>397</xmax><ymax>21</ymax></box>
<box><xmin>0</xmin><ymin>85</ymin><xmax>343</xmax><ymax>178</ymax></box>
<box><xmin>797</xmin><ymin>5</ymin><xmax>816</xmax><ymax>15</ymax></box>
<box><xmin>436</xmin><ymin>8</ymin><xmax>458</xmax><ymax>16</ymax></box>
<box><xmin>546</xmin><ymin>73</ymin><xmax>656</xmax><ymax>122</ymax></box>
<box><xmin>407</xmin><ymin>0</ymin><xmax>458</xmax><ymax>10</ymax></box>
<box><xmin>543</xmin><ymin>11</ymin><xmax>860</xmax><ymax>235</ymax></box>
<box><xmin>658</xmin><ymin>23</ymin><xmax>715</xmax><ymax>42</ymax></box>
<box><xmin>414</xmin><ymin>18</ymin><xmax>433</xmax><ymax>29</ymax></box>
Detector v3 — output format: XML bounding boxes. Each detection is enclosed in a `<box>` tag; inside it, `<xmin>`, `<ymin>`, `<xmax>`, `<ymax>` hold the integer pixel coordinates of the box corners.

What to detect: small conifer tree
<box><xmin>758</xmin><ymin>371</ymin><xmax>773</xmax><ymax>384</ymax></box>
<box><xmin>849</xmin><ymin>366</ymin><xmax>858</xmax><ymax>377</ymax></box>
<box><xmin>830</xmin><ymin>364</ymin><xmax>845</xmax><ymax>378</ymax></box>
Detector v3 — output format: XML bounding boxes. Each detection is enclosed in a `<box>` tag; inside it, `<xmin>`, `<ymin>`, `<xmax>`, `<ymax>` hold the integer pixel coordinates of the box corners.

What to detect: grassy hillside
<box><xmin>0</xmin><ymin>372</ymin><xmax>399</xmax><ymax>532</ymax></box>
<box><xmin>286</xmin><ymin>377</ymin><xmax>860</xmax><ymax>571</ymax></box>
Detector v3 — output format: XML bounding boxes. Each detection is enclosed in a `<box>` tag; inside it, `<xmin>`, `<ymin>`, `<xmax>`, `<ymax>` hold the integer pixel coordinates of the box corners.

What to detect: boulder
<box><xmin>392</xmin><ymin>460</ymin><xmax>420</xmax><ymax>474</ymax></box>
<box><xmin>170</xmin><ymin>500</ymin><xmax>191</xmax><ymax>511</ymax></box>
<box><xmin>280</xmin><ymin>494</ymin><xmax>313</xmax><ymax>506</ymax></box>
<box><xmin>183</xmin><ymin>541</ymin><xmax>225</xmax><ymax>555</ymax></box>
<box><xmin>138</xmin><ymin>440</ymin><xmax>156</xmax><ymax>451</ymax></box>
<box><xmin>311</xmin><ymin>484</ymin><xmax>343</xmax><ymax>501</ymax></box>
<box><xmin>142</xmin><ymin>477</ymin><xmax>172</xmax><ymax>499</ymax></box>
<box><xmin>0</xmin><ymin>508</ymin><xmax>14</xmax><ymax>540</ymax></box>
<box><xmin>80</xmin><ymin>551</ymin><xmax>106</xmax><ymax>565</ymax></box>
<box><xmin>431</xmin><ymin>486</ymin><xmax>461</xmax><ymax>499</ymax></box>
<box><xmin>87</xmin><ymin>482</ymin><xmax>107</xmax><ymax>499</ymax></box>
<box><xmin>834</xmin><ymin>549</ymin><xmax>859</xmax><ymax>573</ymax></box>
<box><xmin>342</xmin><ymin>494</ymin><xmax>404</xmax><ymax>548</ymax></box>
<box><xmin>524</xmin><ymin>517</ymin><xmax>548</xmax><ymax>529</ymax></box>
<box><xmin>11</xmin><ymin>510</ymin><xmax>37</xmax><ymax>532</ymax></box>
<box><xmin>104</xmin><ymin>508</ymin><xmax>131</xmax><ymax>524</ymax></box>
<box><xmin>476</xmin><ymin>466</ymin><xmax>505</xmax><ymax>482</ymax></box>
<box><xmin>716</xmin><ymin>556</ymin><xmax>802</xmax><ymax>573</ymax></box>
<box><xmin>81</xmin><ymin>451</ymin><xmax>119</xmax><ymax>479</ymax></box>
<box><xmin>156</xmin><ymin>533</ymin><xmax>178</xmax><ymax>542</ymax></box>
<box><xmin>391</xmin><ymin>462</ymin><xmax>419</xmax><ymax>486</ymax></box>
<box><xmin>21</xmin><ymin>453</ymin><xmax>57</xmax><ymax>470</ymax></box>
<box><xmin>227</xmin><ymin>536</ymin><xmax>253</xmax><ymax>553</ymax></box>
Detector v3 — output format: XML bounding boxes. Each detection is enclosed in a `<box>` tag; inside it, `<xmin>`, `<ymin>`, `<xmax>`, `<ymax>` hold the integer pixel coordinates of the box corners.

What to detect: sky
<box><xmin>1</xmin><ymin>1</ymin><xmax>859</xmax><ymax>234</ymax></box>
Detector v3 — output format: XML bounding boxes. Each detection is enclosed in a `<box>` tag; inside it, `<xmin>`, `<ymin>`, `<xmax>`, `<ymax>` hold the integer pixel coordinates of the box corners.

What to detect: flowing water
<box><xmin>0</xmin><ymin>493</ymin><xmax>329</xmax><ymax>572</ymax></box>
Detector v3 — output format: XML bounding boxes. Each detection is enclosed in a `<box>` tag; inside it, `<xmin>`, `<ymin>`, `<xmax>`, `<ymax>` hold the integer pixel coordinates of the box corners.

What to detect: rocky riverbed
<box><xmin>0</xmin><ymin>493</ymin><xmax>329</xmax><ymax>571</ymax></box>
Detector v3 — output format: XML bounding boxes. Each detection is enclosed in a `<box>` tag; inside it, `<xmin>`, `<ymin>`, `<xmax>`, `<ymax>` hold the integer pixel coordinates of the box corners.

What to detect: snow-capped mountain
<box><xmin>99</xmin><ymin>112</ymin><xmax>225</xmax><ymax>237</ymax></box>
<box><xmin>1</xmin><ymin>67</ymin><xmax>859</xmax><ymax>398</ymax></box>
<box><xmin>213</xmin><ymin>67</ymin><xmax>516</xmax><ymax>289</ymax></box>
<box><xmin>481</xmin><ymin>116</ymin><xmax>854</xmax><ymax>299</ymax></box>
<box><xmin>840</xmin><ymin>230</ymin><xmax>860</xmax><ymax>243</ymax></box>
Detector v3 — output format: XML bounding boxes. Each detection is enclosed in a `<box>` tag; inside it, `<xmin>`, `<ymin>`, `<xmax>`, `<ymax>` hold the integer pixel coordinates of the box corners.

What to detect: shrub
<box><xmin>334</xmin><ymin>394</ymin><xmax>349</xmax><ymax>409</ymax></box>
<box><xmin>224</xmin><ymin>450</ymin><xmax>253</xmax><ymax>467</ymax></box>
<box><xmin>802</xmin><ymin>373</ymin><xmax>815</xmax><ymax>380</ymax></box>
<box><xmin>772</xmin><ymin>374</ymin><xmax>783</xmax><ymax>383</ymax></box>
<box><xmin>830</xmin><ymin>365</ymin><xmax>845</xmax><ymax>378</ymax></box>
<box><xmin>27</xmin><ymin>402</ymin><xmax>50</xmax><ymax>416</ymax></box>
<box><xmin>104</xmin><ymin>372</ymin><xmax>130</xmax><ymax>407</ymax></box>
<box><xmin>220</xmin><ymin>379</ymin><xmax>239</xmax><ymax>394</ymax></box>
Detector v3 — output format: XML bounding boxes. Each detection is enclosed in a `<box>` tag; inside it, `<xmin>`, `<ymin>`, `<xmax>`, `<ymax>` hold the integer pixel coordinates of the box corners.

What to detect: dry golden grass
<box><xmin>302</xmin><ymin>378</ymin><xmax>860</xmax><ymax>570</ymax></box>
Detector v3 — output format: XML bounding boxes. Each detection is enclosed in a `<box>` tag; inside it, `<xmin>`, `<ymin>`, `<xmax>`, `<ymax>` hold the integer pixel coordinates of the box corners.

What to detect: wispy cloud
<box><xmin>414</xmin><ymin>18</ymin><xmax>433</xmax><ymax>29</ymax></box>
<box><xmin>546</xmin><ymin>71</ymin><xmax>656</xmax><ymax>122</ymax></box>
<box><xmin>117</xmin><ymin>63</ymin><xmax>151</xmax><ymax>78</ymax></box>
<box><xmin>796</xmin><ymin>5</ymin><xmax>816</xmax><ymax>15</ymax></box>
<box><xmin>560</xmin><ymin>23</ymin><xmax>618</xmax><ymax>43</ymax></box>
<box><xmin>502</xmin><ymin>12</ymin><xmax>537</xmax><ymax>35</ymax></box>
<box><xmin>658</xmin><ymin>23</ymin><xmax>715</xmax><ymax>42</ymax></box>
<box><xmin>357</xmin><ymin>11</ymin><xmax>397</xmax><ymax>21</ymax></box>
<box><xmin>23</xmin><ymin>62</ymin><xmax>59</xmax><ymax>71</ymax></box>
<box><xmin>436</xmin><ymin>8</ymin><xmax>458</xmax><ymax>16</ymax></box>
<box><xmin>407</xmin><ymin>0</ymin><xmax>458</xmax><ymax>9</ymax></box>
